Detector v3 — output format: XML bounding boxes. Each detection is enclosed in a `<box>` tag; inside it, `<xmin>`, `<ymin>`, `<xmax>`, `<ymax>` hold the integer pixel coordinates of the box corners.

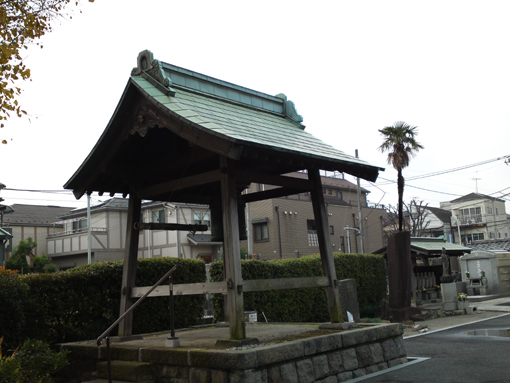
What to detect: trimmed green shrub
<box><xmin>0</xmin><ymin>338</ymin><xmax>68</xmax><ymax>383</ymax></box>
<box><xmin>0</xmin><ymin>268</ymin><xmax>28</xmax><ymax>351</ymax></box>
<box><xmin>210</xmin><ymin>253</ymin><xmax>387</xmax><ymax>322</ymax></box>
<box><xmin>0</xmin><ymin>258</ymin><xmax>206</xmax><ymax>346</ymax></box>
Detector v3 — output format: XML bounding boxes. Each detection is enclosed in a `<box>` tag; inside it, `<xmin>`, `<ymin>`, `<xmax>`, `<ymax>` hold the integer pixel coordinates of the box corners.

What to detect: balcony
<box><xmin>452</xmin><ymin>214</ymin><xmax>485</xmax><ymax>227</ymax></box>
<box><xmin>48</xmin><ymin>227</ymin><xmax>107</xmax><ymax>238</ymax></box>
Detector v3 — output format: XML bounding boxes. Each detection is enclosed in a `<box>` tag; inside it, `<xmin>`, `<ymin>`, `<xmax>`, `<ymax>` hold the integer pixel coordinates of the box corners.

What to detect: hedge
<box><xmin>0</xmin><ymin>267</ymin><xmax>28</xmax><ymax>351</ymax></box>
<box><xmin>0</xmin><ymin>258</ymin><xmax>206</xmax><ymax>350</ymax></box>
<box><xmin>210</xmin><ymin>253</ymin><xmax>387</xmax><ymax>323</ymax></box>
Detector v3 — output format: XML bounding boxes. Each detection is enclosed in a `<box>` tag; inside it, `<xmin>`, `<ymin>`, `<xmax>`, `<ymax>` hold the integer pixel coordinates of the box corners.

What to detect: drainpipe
<box><xmin>352</xmin><ymin>213</ymin><xmax>359</xmax><ymax>253</ymax></box>
<box><xmin>176</xmin><ymin>206</ymin><xmax>181</xmax><ymax>258</ymax></box>
<box><xmin>380</xmin><ymin>216</ymin><xmax>385</xmax><ymax>246</ymax></box>
<box><xmin>275</xmin><ymin>206</ymin><xmax>282</xmax><ymax>258</ymax></box>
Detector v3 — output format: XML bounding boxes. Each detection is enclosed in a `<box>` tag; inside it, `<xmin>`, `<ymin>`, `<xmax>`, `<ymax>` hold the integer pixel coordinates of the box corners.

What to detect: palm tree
<box><xmin>378</xmin><ymin>121</ymin><xmax>424</xmax><ymax>232</ymax></box>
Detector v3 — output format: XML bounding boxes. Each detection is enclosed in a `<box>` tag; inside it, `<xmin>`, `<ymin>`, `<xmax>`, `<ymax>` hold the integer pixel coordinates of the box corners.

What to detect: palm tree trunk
<box><xmin>397</xmin><ymin>169</ymin><xmax>404</xmax><ymax>232</ymax></box>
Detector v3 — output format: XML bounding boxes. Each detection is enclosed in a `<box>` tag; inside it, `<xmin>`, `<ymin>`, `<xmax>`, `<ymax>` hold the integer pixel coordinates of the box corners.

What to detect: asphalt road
<box><xmin>362</xmin><ymin>313</ymin><xmax>510</xmax><ymax>383</ymax></box>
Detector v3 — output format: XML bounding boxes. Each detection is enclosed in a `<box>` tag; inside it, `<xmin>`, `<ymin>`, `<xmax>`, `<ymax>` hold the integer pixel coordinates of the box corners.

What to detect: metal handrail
<box><xmin>97</xmin><ymin>263</ymin><xmax>181</xmax><ymax>347</ymax></box>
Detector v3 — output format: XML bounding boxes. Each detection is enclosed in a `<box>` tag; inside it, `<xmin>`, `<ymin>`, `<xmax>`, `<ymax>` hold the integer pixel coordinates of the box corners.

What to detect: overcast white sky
<box><xmin>1</xmin><ymin>0</ymin><xmax>509</xmax><ymax>213</ymax></box>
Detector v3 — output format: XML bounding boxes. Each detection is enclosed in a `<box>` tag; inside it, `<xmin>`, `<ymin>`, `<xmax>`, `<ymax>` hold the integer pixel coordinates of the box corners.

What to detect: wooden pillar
<box><xmin>387</xmin><ymin>231</ymin><xmax>412</xmax><ymax>322</ymax></box>
<box><xmin>118</xmin><ymin>194</ymin><xmax>142</xmax><ymax>337</ymax></box>
<box><xmin>220</xmin><ymin>157</ymin><xmax>246</xmax><ymax>340</ymax></box>
<box><xmin>308</xmin><ymin>168</ymin><xmax>344</xmax><ymax>323</ymax></box>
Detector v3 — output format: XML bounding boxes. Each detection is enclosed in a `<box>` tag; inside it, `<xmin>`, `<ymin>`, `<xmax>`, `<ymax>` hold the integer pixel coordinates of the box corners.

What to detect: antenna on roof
<box><xmin>472</xmin><ymin>177</ymin><xmax>481</xmax><ymax>193</ymax></box>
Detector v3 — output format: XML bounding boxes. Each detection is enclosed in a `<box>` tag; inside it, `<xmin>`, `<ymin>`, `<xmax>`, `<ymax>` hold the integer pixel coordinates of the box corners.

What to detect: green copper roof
<box><xmin>129</xmin><ymin>50</ymin><xmax>383</xmax><ymax>180</ymax></box>
<box><xmin>410</xmin><ymin>237</ymin><xmax>471</xmax><ymax>254</ymax></box>
<box><xmin>373</xmin><ymin>236</ymin><xmax>471</xmax><ymax>256</ymax></box>
<box><xmin>64</xmin><ymin>50</ymin><xmax>383</xmax><ymax>199</ymax></box>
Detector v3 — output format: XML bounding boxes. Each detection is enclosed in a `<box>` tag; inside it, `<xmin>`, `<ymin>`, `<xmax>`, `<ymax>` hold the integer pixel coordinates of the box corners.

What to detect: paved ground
<box><xmin>402</xmin><ymin>295</ymin><xmax>510</xmax><ymax>338</ymax></box>
<box><xmin>359</xmin><ymin>295</ymin><xmax>510</xmax><ymax>383</ymax></box>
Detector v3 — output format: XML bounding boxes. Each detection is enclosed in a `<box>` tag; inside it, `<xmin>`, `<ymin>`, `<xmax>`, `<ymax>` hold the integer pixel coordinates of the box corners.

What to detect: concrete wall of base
<box><xmin>60</xmin><ymin>323</ymin><xmax>407</xmax><ymax>383</ymax></box>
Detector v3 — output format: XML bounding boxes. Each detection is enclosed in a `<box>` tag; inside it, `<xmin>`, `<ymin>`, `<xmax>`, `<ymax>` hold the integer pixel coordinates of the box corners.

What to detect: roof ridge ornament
<box><xmin>131</xmin><ymin>50</ymin><xmax>176</xmax><ymax>96</ymax></box>
<box><xmin>275</xmin><ymin>93</ymin><xmax>304</xmax><ymax>126</ymax></box>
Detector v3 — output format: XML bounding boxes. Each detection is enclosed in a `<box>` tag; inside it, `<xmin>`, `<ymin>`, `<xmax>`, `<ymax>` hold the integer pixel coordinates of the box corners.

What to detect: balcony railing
<box><xmin>453</xmin><ymin>215</ymin><xmax>484</xmax><ymax>226</ymax></box>
<box><xmin>48</xmin><ymin>227</ymin><xmax>107</xmax><ymax>238</ymax></box>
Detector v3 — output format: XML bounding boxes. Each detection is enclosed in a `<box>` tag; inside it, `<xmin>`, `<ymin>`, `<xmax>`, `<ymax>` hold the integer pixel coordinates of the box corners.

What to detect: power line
<box><xmin>376</xmin><ymin>155</ymin><xmax>510</xmax><ymax>186</ymax></box>
<box><xmin>376</xmin><ymin>177</ymin><xmax>463</xmax><ymax>197</ymax></box>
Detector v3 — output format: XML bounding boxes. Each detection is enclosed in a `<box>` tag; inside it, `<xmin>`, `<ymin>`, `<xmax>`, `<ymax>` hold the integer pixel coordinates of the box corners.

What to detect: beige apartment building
<box><xmin>242</xmin><ymin>172</ymin><xmax>387</xmax><ymax>259</ymax></box>
<box><xmin>440</xmin><ymin>193</ymin><xmax>509</xmax><ymax>245</ymax></box>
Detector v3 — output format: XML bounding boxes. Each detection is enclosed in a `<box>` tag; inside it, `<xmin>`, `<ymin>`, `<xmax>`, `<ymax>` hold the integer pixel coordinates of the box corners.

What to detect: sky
<box><xmin>1</xmin><ymin>0</ymin><xmax>509</xmax><ymax>213</ymax></box>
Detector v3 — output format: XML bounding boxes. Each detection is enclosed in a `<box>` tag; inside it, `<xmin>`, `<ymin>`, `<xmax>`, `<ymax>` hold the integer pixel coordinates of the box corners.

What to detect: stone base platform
<box><xmin>58</xmin><ymin>322</ymin><xmax>407</xmax><ymax>383</ymax></box>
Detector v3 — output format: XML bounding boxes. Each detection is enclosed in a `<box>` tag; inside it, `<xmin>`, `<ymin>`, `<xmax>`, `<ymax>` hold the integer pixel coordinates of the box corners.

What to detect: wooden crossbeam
<box><xmin>138</xmin><ymin>169</ymin><xmax>222</xmax><ymax>199</ymax></box>
<box><xmin>130</xmin><ymin>276</ymin><xmax>330</xmax><ymax>298</ymax></box>
<box><xmin>235</xmin><ymin>169</ymin><xmax>313</xmax><ymax>190</ymax></box>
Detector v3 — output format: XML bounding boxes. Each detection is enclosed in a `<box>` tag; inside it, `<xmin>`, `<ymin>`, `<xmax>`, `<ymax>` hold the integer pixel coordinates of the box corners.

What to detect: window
<box><xmin>152</xmin><ymin>210</ymin><xmax>165</xmax><ymax>223</ymax></box>
<box><xmin>337</xmin><ymin>191</ymin><xmax>343</xmax><ymax>200</ymax></box>
<box><xmin>323</xmin><ymin>188</ymin><xmax>327</xmax><ymax>194</ymax></box>
<box><xmin>339</xmin><ymin>236</ymin><xmax>345</xmax><ymax>252</ymax></box>
<box><xmin>329</xmin><ymin>225</ymin><xmax>334</xmax><ymax>235</ymax></box>
<box><xmin>462</xmin><ymin>207</ymin><xmax>481</xmax><ymax>216</ymax></box>
<box><xmin>461</xmin><ymin>233</ymin><xmax>485</xmax><ymax>243</ymax></box>
<box><xmin>490</xmin><ymin>232</ymin><xmax>496</xmax><ymax>239</ymax></box>
<box><xmin>307</xmin><ymin>220</ymin><xmax>318</xmax><ymax>246</ymax></box>
<box><xmin>194</xmin><ymin>212</ymin><xmax>210</xmax><ymax>228</ymax></box>
<box><xmin>72</xmin><ymin>219</ymin><xmax>87</xmax><ymax>232</ymax></box>
<box><xmin>460</xmin><ymin>207</ymin><xmax>482</xmax><ymax>224</ymax></box>
<box><xmin>487</xmin><ymin>207</ymin><xmax>493</xmax><ymax>215</ymax></box>
<box><xmin>496</xmin><ymin>208</ymin><xmax>499</xmax><ymax>215</ymax></box>
<box><xmin>328</xmin><ymin>189</ymin><xmax>333</xmax><ymax>195</ymax></box>
<box><xmin>473</xmin><ymin>233</ymin><xmax>484</xmax><ymax>241</ymax></box>
<box><xmin>203</xmin><ymin>213</ymin><xmax>211</xmax><ymax>227</ymax></box>
<box><xmin>254</xmin><ymin>222</ymin><xmax>269</xmax><ymax>241</ymax></box>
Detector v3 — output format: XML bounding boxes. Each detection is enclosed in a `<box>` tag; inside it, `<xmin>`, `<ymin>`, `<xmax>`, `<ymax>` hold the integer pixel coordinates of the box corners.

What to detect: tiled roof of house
<box><xmin>58</xmin><ymin>198</ymin><xmax>129</xmax><ymax>219</ymax></box>
<box><xmin>425</xmin><ymin>206</ymin><xmax>452</xmax><ymax>223</ymax></box>
<box><xmin>58</xmin><ymin>198</ymin><xmax>210</xmax><ymax>219</ymax></box>
<box><xmin>466</xmin><ymin>238</ymin><xmax>510</xmax><ymax>252</ymax></box>
<box><xmin>187</xmin><ymin>234</ymin><xmax>222</xmax><ymax>246</ymax></box>
<box><xmin>450</xmin><ymin>192</ymin><xmax>505</xmax><ymax>204</ymax></box>
<box><xmin>2</xmin><ymin>204</ymin><xmax>74</xmax><ymax>226</ymax></box>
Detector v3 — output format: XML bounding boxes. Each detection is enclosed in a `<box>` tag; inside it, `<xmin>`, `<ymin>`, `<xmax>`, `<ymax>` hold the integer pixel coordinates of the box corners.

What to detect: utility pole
<box><xmin>355</xmin><ymin>150</ymin><xmax>365</xmax><ymax>253</ymax></box>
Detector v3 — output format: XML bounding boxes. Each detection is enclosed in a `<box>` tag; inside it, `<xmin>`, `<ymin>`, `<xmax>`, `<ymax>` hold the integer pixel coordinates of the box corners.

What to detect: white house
<box><xmin>440</xmin><ymin>193</ymin><xmax>509</xmax><ymax>245</ymax></box>
<box><xmin>46</xmin><ymin>198</ymin><xmax>221</xmax><ymax>270</ymax></box>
